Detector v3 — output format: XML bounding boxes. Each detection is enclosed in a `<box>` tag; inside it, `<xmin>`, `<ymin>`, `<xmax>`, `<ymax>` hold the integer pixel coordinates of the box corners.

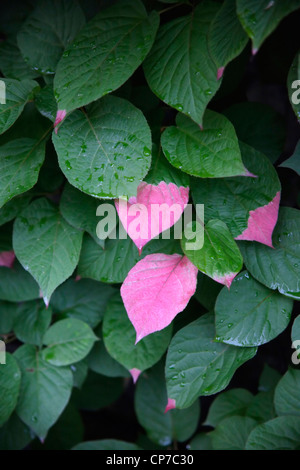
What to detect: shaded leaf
<box><xmin>14</xmin><ymin>299</ymin><xmax>52</xmax><ymax>346</ymax></box>
<box><xmin>0</xmin><ymin>354</ymin><xmax>21</xmax><ymax>426</ymax></box>
<box><xmin>246</xmin><ymin>416</ymin><xmax>300</xmax><ymax>450</ymax></box>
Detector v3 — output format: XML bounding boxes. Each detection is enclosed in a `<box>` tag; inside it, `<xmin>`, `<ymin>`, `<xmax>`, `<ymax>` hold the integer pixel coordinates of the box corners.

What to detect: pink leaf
<box><xmin>164</xmin><ymin>398</ymin><xmax>176</xmax><ymax>413</ymax></box>
<box><xmin>121</xmin><ymin>253</ymin><xmax>198</xmax><ymax>343</ymax></box>
<box><xmin>54</xmin><ymin>110</ymin><xmax>66</xmax><ymax>134</ymax></box>
<box><xmin>115</xmin><ymin>181</ymin><xmax>189</xmax><ymax>254</ymax></box>
<box><xmin>129</xmin><ymin>368</ymin><xmax>141</xmax><ymax>384</ymax></box>
<box><xmin>235</xmin><ymin>191</ymin><xmax>281</xmax><ymax>247</ymax></box>
<box><xmin>0</xmin><ymin>250</ymin><xmax>15</xmax><ymax>268</ymax></box>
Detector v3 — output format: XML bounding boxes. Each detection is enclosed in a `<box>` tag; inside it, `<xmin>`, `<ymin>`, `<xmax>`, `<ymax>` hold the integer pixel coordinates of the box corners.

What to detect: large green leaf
<box><xmin>245</xmin><ymin>416</ymin><xmax>300</xmax><ymax>450</ymax></box>
<box><xmin>161</xmin><ymin>110</ymin><xmax>248</xmax><ymax>177</ymax></box>
<box><xmin>237</xmin><ymin>0</ymin><xmax>300</xmax><ymax>53</ymax></box>
<box><xmin>52</xmin><ymin>96</ymin><xmax>152</xmax><ymax>199</ymax></box>
<box><xmin>0</xmin><ymin>353</ymin><xmax>21</xmax><ymax>426</ymax></box>
<box><xmin>17</xmin><ymin>0</ymin><xmax>86</xmax><ymax>75</ymax></box>
<box><xmin>239</xmin><ymin>207</ymin><xmax>300</xmax><ymax>296</ymax></box>
<box><xmin>103</xmin><ymin>293</ymin><xmax>172</xmax><ymax>373</ymax></box>
<box><xmin>143</xmin><ymin>1</ymin><xmax>221</xmax><ymax>126</ymax></box>
<box><xmin>13</xmin><ymin>299</ymin><xmax>52</xmax><ymax>346</ymax></box>
<box><xmin>0</xmin><ymin>79</ymin><xmax>38</xmax><ymax>135</ymax></box>
<box><xmin>208</xmin><ymin>0</ymin><xmax>248</xmax><ymax>72</ymax></box>
<box><xmin>13</xmin><ymin>198</ymin><xmax>83</xmax><ymax>305</ymax></box>
<box><xmin>181</xmin><ymin>220</ymin><xmax>243</xmax><ymax>288</ymax></box>
<box><xmin>42</xmin><ymin>318</ymin><xmax>98</xmax><ymax>366</ymax></box>
<box><xmin>274</xmin><ymin>369</ymin><xmax>300</xmax><ymax>417</ymax></box>
<box><xmin>191</xmin><ymin>142</ymin><xmax>281</xmax><ymax>238</ymax></box>
<box><xmin>0</xmin><ymin>37</ymin><xmax>40</xmax><ymax>80</ymax></box>
<box><xmin>134</xmin><ymin>362</ymin><xmax>200</xmax><ymax>446</ymax></box>
<box><xmin>50</xmin><ymin>278</ymin><xmax>114</xmax><ymax>328</ymax></box>
<box><xmin>224</xmin><ymin>102</ymin><xmax>286</xmax><ymax>163</ymax></box>
<box><xmin>0</xmin><ymin>138</ymin><xmax>45</xmax><ymax>208</ymax></box>
<box><xmin>165</xmin><ymin>313</ymin><xmax>257</xmax><ymax>408</ymax></box>
<box><xmin>14</xmin><ymin>344</ymin><xmax>73</xmax><ymax>440</ymax></box>
<box><xmin>215</xmin><ymin>271</ymin><xmax>293</xmax><ymax>347</ymax></box>
<box><xmin>0</xmin><ymin>261</ymin><xmax>39</xmax><ymax>302</ymax></box>
<box><xmin>210</xmin><ymin>416</ymin><xmax>257</xmax><ymax>450</ymax></box>
<box><xmin>204</xmin><ymin>388</ymin><xmax>254</xmax><ymax>427</ymax></box>
<box><xmin>54</xmin><ymin>0</ymin><xmax>159</xmax><ymax>113</ymax></box>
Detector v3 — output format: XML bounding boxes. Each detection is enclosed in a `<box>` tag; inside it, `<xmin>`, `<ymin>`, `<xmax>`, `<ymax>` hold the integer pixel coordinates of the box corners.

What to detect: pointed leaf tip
<box><xmin>0</xmin><ymin>250</ymin><xmax>15</xmax><ymax>268</ymax></box>
<box><xmin>235</xmin><ymin>191</ymin><xmax>280</xmax><ymax>247</ymax></box>
<box><xmin>121</xmin><ymin>253</ymin><xmax>198</xmax><ymax>341</ymax></box>
<box><xmin>129</xmin><ymin>368</ymin><xmax>141</xmax><ymax>384</ymax></box>
<box><xmin>54</xmin><ymin>110</ymin><xmax>66</xmax><ymax>134</ymax></box>
<box><xmin>217</xmin><ymin>66</ymin><xmax>225</xmax><ymax>80</ymax></box>
<box><xmin>164</xmin><ymin>398</ymin><xmax>176</xmax><ymax>413</ymax></box>
<box><xmin>214</xmin><ymin>272</ymin><xmax>237</xmax><ymax>289</ymax></box>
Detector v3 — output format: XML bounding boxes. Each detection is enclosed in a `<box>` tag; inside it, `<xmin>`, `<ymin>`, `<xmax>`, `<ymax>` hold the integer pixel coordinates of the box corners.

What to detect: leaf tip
<box><xmin>129</xmin><ymin>368</ymin><xmax>142</xmax><ymax>384</ymax></box>
<box><xmin>164</xmin><ymin>398</ymin><xmax>176</xmax><ymax>413</ymax></box>
<box><xmin>214</xmin><ymin>272</ymin><xmax>237</xmax><ymax>289</ymax></box>
<box><xmin>217</xmin><ymin>66</ymin><xmax>225</xmax><ymax>80</ymax></box>
<box><xmin>54</xmin><ymin>109</ymin><xmax>66</xmax><ymax>134</ymax></box>
<box><xmin>0</xmin><ymin>250</ymin><xmax>15</xmax><ymax>268</ymax></box>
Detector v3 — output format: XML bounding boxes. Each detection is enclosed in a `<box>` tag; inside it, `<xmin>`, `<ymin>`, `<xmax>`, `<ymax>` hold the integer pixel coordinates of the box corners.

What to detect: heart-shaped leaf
<box><xmin>54</xmin><ymin>0</ymin><xmax>159</xmax><ymax>114</ymax></box>
<box><xmin>143</xmin><ymin>1</ymin><xmax>221</xmax><ymax>126</ymax></box>
<box><xmin>121</xmin><ymin>253</ymin><xmax>198</xmax><ymax>342</ymax></box>
<box><xmin>13</xmin><ymin>198</ymin><xmax>83</xmax><ymax>305</ymax></box>
<box><xmin>52</xmin><ymin>96</ymin><xmax>152</xmax><ymax>199</ymax></box>
<box><xmin>215</xmin><ymin>271</ymin><xmax>293</xmax><ymax>346</ymax></box>
<box><xmin>191</xmin><ymin>142</ymin><xmax>281</xmax><ymax>245</ymax></box>
<box><xmin>181</xmin><ymin>220</ymin><xmax>243</xmax><ymax>288</ymax></box>
<box><xmin>161</xmin><ymin>110</ymin><xmax>249</xmax><ymax>178</ymax></box>
<box><xmin>115</xmin><ymin>181</ymin><xmax>189</xmax><ymax>253</ymax></box>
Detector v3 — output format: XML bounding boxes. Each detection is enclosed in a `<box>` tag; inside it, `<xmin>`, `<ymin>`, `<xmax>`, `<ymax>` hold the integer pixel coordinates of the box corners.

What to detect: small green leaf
<box><xmin>54</xmin><ymin>0</ymin><xmax>159</xmax><ymax>113</ymax></box>
<box><xmin>0</xmin><ymin>353</ymin><xmax>21</xmax><ymax>426</ymax></box>
<box><xmin>17</xmin><ymin>0</ymin><xmax>86</xmax><ymax>75</ymax></box>
<box><xmin>210</xmin><ymin>416</ymin><xmax>257</xmax><ymax>450</ymax></box>
<box><xmin>13</xmin><ymin>198</ymin><xmax>83</xmax><ymax>305</ymax></box>
<box><xmin>35</xmin><ymin>85</ymin><xmax>57</xmax><ymax>122</ymax></box>
<box><xmin>14</xmin><ymin>344</ymin><xmax>73</xmax><ymax>441</ymax></box>
<box><xmin>165</xmin><ymin>313</ymin><xmax>257</xmax><ymax>408</ymax></box>
<box><xmin>246</xmin><ymin>416</ymin><xmax>300</xmax><ymax>450</ymax></box>
<box><xmin>14</xmin><ymin>299</ymin><xmax>52</xmax><ymax>346</ymax></box>
<box><xmin>215</xmin><ymin>271</ymin><xmax>293</xmax><ymax>346</ymax></box>
<box><xmin>161</xmin><ymin>110</ymin><xmax>248</xmax><ymax>177</ymax></box>
<box><xmin>42</xmin><ymin>318</ymin><xmax>98</xmax><ymax>366</ymax></box>
<box><xmin>103</xmin><ymin>293</ymin><xmax>172</xmax><ymax>373</ymax></box>
<box><xmin>52</xmin><ymin>96</ymin><xmax>152</xmax><ymax>199</ymax></box>
<box><xmin>204</xmin><ymin>388</ymin><xmax>253</xmax><ymax>427</ymax></box>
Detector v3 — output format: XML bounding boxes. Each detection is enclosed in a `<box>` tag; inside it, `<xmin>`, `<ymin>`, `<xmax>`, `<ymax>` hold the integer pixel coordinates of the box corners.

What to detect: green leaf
<box><xmin>245</xmin><ymin>416</ymin><xmax>300</xmax><ymax>450</ymax></box>
<box><xmin>208</xmin><ymin>0</ymin><xmax>248</xmax><ymax>71</ymax></box>
<box><xmin>258</xmin><ymin>364</ymin><xmax>281</xmax><ymax>392</ymax></box>
<box><xmin>14</xmin><ymin>344</ymin><xmax>73</xmax><ymax>441</ymax></box>
<box><xmin>0</xmin><ymin>301</ymin><xmax>16</xmax><ymax>334</ymax></box>
<box><xmin>181</xmin><ymin>219</ymin><xmax>243</xmax><ymax>288</ymax></box>
<box><xmin>71</xmin><ymin>360</ymin><xmax>88</xmax><ymax>390</ymax></box>
<box><xmin>72</xmin><ymin>371</ymin><xmax>123</xmax><ymax>411</ymax></box>
<box><xmin>135</xmin><ymin>362</ymin><xmax>200</xmax><ymax>446</ymax></box>
<box><xmin>215</xmin><ymin>271</ymin><xmax>293</xmax><ymax>346</ymax></box>
<box><xmin>191</xmin><ymin>142</ymin><xmax>281</xmax><ymax>238</ymax></box>
<box><xmin>0</xmin><ymin>78</ymin><xmax>39</xmax><ymax>135</ymax></box>
<box><xmin>87</xmin><ymin>325</ymin><xmax>129</xmax><ymax>378</ymax></box>
<box><xmin>165</xmin><ymin>313</ymin><xmax>257</xmax><ymax>408</ymax></box>
<box><xmin>103</xmin><ymin>293</ymin><xmax>172</xmax><ymax>373</ymax></box>
<box><xmin>0</xmin><ymin>413</ymin><xmax>34</xmax><ymax>450</ymax></box>
<box><xmin>224</xmin><ymin>102</ymin><xmax>286</xmax><ymax>163</ymax></box>
<box><xmin>0</xmin><ymin>261</ymin><xmax>39</xmax><ymax>302</ymax></box>
<box><xmin>239</xmin><ymin>207</ymin><xmax>300</xmax><ymax>296</ymax></box>
<box><xmin>237</xmin><ymin>0</ymin><xmax>300</xmax><ymax>53</ymax></box>
<box><xmin>14</xmin><ymin>299</ymin><xmax>52</xmax><ymax>346</ymax></box>
<box><xmin>60</xmin><ymin>183</ymin><xmax>106</xmax><ymax>248</ymax></box>
<box><xmin>13</xmin><ymin>198</ymin><xmax>83</xmax><ymax>305</ymax></box>
<box><xmin>17</xmin><ymin>0</ymin><xmax>86</xmax><ymax>75</ymax></box>
<box><xmin>204</xmin><ymin>388</ymin><xmax>253</xmax><ymax>427</ymax></box>
<box><xmin>72</xmin><ymin>439</ymin><xmax>141</xmax><ymax>450</ymax></box>
<box><xmin>0</xmin><ymin>37</ymin><xmax>40</xmax><ymax>80</ymax></box>
<box><xmin>35</xmin><ymin>85</ymin><xmax>57</xmax><ymax>122</ymax></box>
<box><xmin>0</xmin><ymin>138</ymin><xmax>45</xmax><ymax>208</ymax></box>
<box><xmin>54</xmin><ymin>0</ymin><xmax>159</xmax><ymax>113</ymax></box>
<box><xmin>50</xmin><ymin>277</ymin><xmax>114</xmax><ymax>328</ymax></box>
<box><xmin>287</xmin><ymin>51</ymin><xmax>300</xmax><ymax>121</ymax></box>
<box><xmin>210</xmin><ymin>416</ymin><xmax>257</xmax><ymax>450</ymax></box>
<box><xmin>144</xmin><ymin>144</ymin><xmax>190</xmax><ymax>187</ymax></box>
<box><xmin>189</xmin><ymin>433</ymin><xmax>213</xmax><ymax>450</ymax></box>
<box><xmin>52</xmin><ymin>96</ymin><xmax>152</xmax><ymax>199</ymax></box>
<box><xmin>280</xmin><ymin>140</ymin><xmax>300</xmax><ymax>175</ymax></box>
<box><xmin>161</xmin><ymin>110</ymin><xmax>248</xmax><ymax>177</ymax></box>
<box><xmin>0</xmin><ymin>193</ymin><xmax>32</xmax><ymax>226</ymax></box>
<box><xmin>144</xmin><ymin>1</ymin><xmax>221</xmax><ymax>126</ymax></box>
<box><xmin>0</xmin><ymin>353</ymin><xmax>21</xmax><ymax>426</ymax></box>
<box><xmin>246</xmin><ymin>391</ymin><xmax>276</xmax><ymax>423</ymax></box>
<box><xmin>274</xmin><ymin>369</ymin><xmax>300</xmax><ymax>417</ymax></box>
<box><xmin>42</xmin><ymin>318</ymin><xmax>98</xmax><ymax>366</ymax></box>
<box><xmin>194</xmin><ymin>272</ymin><xmax>222</xmax><ymax>311</ymax></box>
